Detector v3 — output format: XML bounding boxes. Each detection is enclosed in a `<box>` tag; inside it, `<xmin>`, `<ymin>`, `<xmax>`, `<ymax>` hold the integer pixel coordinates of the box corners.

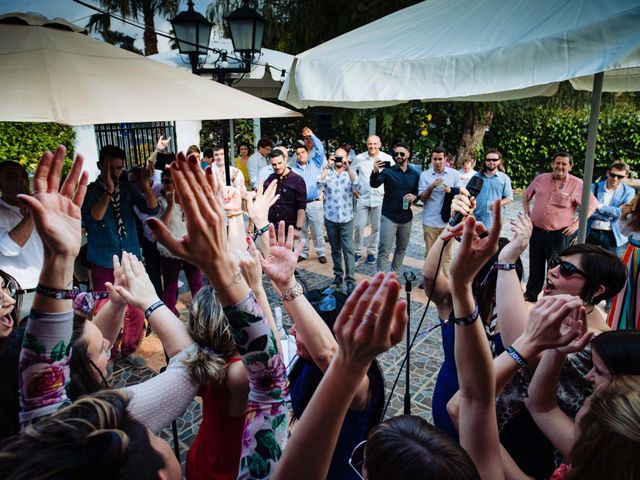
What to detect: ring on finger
<box><xmin>363</xmin><ymin>309</ymin><xmax>378</xmax><ymax>324</ymax></box>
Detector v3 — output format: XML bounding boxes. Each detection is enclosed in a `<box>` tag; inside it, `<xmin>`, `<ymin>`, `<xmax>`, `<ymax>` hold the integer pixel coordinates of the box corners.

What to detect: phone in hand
<box><xmin>382</xmin><ymin>160</ymin><xmax>392</xmax><ymax>169</ymax></box>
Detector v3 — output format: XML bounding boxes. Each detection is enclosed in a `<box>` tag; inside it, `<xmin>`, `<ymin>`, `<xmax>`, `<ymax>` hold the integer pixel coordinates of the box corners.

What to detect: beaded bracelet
<box><xmin>35</xmin><ymin>284</ymin><xmax>77</xmax><ymax>299</ymax></box>
<box><xmin>506</xmin><ymin>345</ymin><xmax>528</xmax><ymax>367</ymax></box>
<box><xmin>144</xmin><ymin>300</ymin><xmax>165</xmax><ymax>319</ymax></box>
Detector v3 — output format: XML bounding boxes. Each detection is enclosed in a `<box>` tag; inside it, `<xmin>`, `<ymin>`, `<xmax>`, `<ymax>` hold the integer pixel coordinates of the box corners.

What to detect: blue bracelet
<box><xmin>506</xmin><ymin>345</ymin><xmax>528</xmax><ymax>367</ymax></box>
<box><xmin>144</xmin><ymin>300</ymin><xmax>165</xmax><ymax>319</ymax></box>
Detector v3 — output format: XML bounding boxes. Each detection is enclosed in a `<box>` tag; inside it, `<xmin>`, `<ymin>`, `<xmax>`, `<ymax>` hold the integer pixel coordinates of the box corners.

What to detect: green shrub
<box><xmin>0</xmin><ymin>122</ymin><xmax>76</xmax><ymax>173</ymax></box>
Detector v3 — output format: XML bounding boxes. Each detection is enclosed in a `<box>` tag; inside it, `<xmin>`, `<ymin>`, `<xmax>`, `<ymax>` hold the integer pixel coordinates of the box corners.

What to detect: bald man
<box><xmin>351</xmin><ymin>135</ymin><xmax>392</xmax><ymax>265</ymax></box>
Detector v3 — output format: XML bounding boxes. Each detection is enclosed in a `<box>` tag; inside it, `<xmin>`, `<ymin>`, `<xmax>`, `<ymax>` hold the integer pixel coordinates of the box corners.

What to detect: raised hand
<box><xmin>499</xmin><ymin>212</ymin><xmax>532</xmax><ymax>264</ymax></box>
<box><xmin>450</xmin><ymin>192</ymin><xmax>476</xmax><ymax>219</ymax></box>
<box><xmin>236</xmin><ymin>243</ymin><xmax>264</xmax><ymax>293</ymax></box>
<box><xmin>258</xmin><ymin>221</ymin><xmax>304</xmax><ymax>290</ymax></box>
<box><xmin>246</xmin><ymin>180</ymin><xmax>279</xmax><ymax>227</ymax></box>
<box><xmin>524</xmin><ymin>295</ymin><xmax>591</xmax><ymax>353</ymax></box>
<box><xmin>148</xmin><ymin>153</ymin><xmax>227</xmax><ymax>274</ymax></box>
<box><xmin>104</xmin><ymin>255</ymin><xmax>128</xmax><ymax>306</ymax></box>
<box><xmin>113</xmin><ymin>252</ymin><xmax>160</xmax><ymax>310</ymax></box>
<box><xmin>333</xmin><ymin>272</ymin><xmax>407</xmax><ymax>370</ymax></box>
<box><xmin>101</xmin><ymin>157</ymin><xmax>115</xmax><ymax>193</ymax></box>
<box><xmin>447</xmin><ymin>201</ymin><xmax>502</xmax><ymax>287</ymax></box>
<box><xmin>18</xmin><ymin>145</ymin><xmax>88</xmax><ymax>259</ymax></box>
<box><xmin>156</xmin><ymin>135</ymin><xmax>171</xmax><ymax>152</ymax></box>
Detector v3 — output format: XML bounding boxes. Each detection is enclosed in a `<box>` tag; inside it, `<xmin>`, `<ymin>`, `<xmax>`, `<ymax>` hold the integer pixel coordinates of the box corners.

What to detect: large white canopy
<box><xmin>0</xmin><ymin>13</ymin><xmax>300</xmax><ymax>126</ymax></box>
<box><xmin>279</xmin><ymin>0</ymin><xmax>640</xmax><ymax>109</ymax></box>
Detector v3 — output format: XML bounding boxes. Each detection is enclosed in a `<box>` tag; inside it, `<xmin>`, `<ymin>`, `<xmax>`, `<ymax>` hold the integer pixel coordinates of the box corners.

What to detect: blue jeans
<box><xmin>377</xmin><ymin>215</ymin><xmax>412</xmax><ymax>273</ymax></box>
<box><xmin>325</xmin><ymin>218</ymin><xmax>355</xmax><ymax>284</ymax></box>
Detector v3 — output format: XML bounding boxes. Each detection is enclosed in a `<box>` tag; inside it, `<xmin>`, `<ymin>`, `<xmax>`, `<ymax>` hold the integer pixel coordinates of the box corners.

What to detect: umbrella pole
<box><xmin>577</xmin><ymin>71</ymin><xmax>604</xmax><ymax>244</ymax></box>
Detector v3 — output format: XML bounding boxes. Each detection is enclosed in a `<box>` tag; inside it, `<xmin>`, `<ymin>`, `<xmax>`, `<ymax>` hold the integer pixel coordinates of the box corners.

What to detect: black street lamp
<box><xmin>171</xmin><ymin>0</ymin><xmax>266</xmax><ymax>84</ymax></box>
<box><xmin>171</xmin><ymin>1</ymin><xmax>267</xmax><ymax>186</ymax></box>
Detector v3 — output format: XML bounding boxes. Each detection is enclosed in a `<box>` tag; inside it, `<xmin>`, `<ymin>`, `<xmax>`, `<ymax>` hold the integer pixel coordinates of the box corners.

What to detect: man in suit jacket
<box><xmin>587</xmin><ymin>161</ymin><xmax>636</xmax><ymax>256</ymax></box>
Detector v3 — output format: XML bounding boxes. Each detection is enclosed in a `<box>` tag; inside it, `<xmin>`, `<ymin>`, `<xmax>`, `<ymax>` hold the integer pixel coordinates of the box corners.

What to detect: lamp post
<box><xmin>171</xmin><ymin>0</ymin><xmax>266</xmax><ymax>184</ymax></box>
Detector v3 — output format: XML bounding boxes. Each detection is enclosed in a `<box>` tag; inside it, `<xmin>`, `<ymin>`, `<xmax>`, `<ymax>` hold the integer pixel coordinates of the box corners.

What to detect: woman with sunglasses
<box><xmin>485</xmin><ymin>210</ymin><xmax>625</xmax><ymax>477</ymax></box>
<box><xmin>0</xmin><ymin>270</ymin><xmax>20</xmax><ymax>339</ymax></box>
<box><xmin>156</xmin><ymin>168</ymin><xmax>203</xmax><ymax>315</ymax></box>
<box><xmin>608</xmin><ymin>193</ymin><xmax>640</xmax><ymax>331</ymax></box>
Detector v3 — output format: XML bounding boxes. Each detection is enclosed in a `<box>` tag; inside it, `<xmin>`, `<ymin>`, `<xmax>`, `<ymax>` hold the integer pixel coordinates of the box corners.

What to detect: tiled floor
<box><xmin>115</xmin><ymin>195</ymin><xmax>530</xmax><ymax>471</ymax></box>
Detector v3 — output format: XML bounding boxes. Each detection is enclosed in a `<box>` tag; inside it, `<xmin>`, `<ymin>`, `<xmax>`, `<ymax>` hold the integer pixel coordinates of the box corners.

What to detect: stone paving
<box><xmin>115</xmin><ymin>194</ymin><xmax>530</xmax><ymax>471</ymax></box>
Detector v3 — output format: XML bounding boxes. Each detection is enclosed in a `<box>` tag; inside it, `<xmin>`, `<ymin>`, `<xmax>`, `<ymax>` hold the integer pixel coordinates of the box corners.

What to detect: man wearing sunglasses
<box><xmin>586</xmin><ymin>161</ymin><xmax>635</xmax><ymax>256</ymax></box>
<box><xmin>473</xmin><ymin>149</ymin><xmax>513</xmax><ymax>229</ymax></box>
<box><xmin>523</xmin><ymin>151</ymin><xmax>598</xmax><ymax>302</ymax></box>
<box><xmin>370</xmin><ymin>142</ymin><xmax>420</xmax><ymax>273</ymax></box>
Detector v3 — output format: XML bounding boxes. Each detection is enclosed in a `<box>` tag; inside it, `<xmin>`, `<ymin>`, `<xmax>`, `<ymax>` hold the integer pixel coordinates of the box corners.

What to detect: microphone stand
<box><xmin>403</xmin><ymin>271</ymin><xmax>416</xmax><ymax>415</ymax></box>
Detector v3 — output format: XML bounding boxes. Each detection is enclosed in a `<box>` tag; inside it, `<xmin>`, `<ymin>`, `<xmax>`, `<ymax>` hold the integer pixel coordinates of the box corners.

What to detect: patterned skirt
<box><xmin>608</xmin><ymin>238</ymin><xmax>640</xmax><ymax>330</ymax></box>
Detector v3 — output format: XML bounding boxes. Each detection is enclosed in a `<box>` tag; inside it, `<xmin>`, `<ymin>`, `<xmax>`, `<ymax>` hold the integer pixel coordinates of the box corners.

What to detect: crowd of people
<box><xmin>0</xmin><ymin>131</ymin><xmax>639</xmax><ymax>480</ymax></box>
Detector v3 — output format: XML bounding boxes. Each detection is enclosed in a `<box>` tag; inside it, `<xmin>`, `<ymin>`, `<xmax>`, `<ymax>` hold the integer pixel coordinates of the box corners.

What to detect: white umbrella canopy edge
<box><xmin>279</xmin><ymin>0</ymin><xmax>640</xmax><ymax>108</ymax></box>
<box><xmin>0</xmin><ymin>22</ymin><xmax>301</xmax><ymax>126</ymax></box>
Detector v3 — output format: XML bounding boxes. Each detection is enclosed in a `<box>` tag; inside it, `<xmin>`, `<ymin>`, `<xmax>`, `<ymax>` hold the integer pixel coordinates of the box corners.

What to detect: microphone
<box><xmin>449</xmin><ymin>175</ymin><xmax>483</xmax><ymax>227</ymax></box>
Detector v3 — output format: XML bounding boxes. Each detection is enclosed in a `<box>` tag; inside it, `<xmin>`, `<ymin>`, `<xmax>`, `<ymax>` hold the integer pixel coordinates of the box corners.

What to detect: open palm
<box><xmin>259</xmin><ymin>222</ymin><xmax>304</xmax><ymax>289</ymax></box>
<box><xmin>19</xmin><ymin>146</ymin><xmax>88</xmax><ymax>258</ymax></box>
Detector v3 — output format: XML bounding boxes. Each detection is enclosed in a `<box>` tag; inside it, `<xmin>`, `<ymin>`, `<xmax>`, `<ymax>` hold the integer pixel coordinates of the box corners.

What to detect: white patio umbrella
<box><xmin>279</xmin><ymin>0</ymin><xmax>640</xmax><ymax>240</ymax></box>
<box><xmin>0</xmin><ymin>12</ymin><xmax>301</xmax><ymax>126</ymax></box>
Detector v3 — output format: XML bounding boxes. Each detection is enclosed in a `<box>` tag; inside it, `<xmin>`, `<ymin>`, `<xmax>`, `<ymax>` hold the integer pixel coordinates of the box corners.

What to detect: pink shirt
<box><xmin>526</xmin><ymin>173</ymin><xmax>597</xmax><ymax>231</ymax></box>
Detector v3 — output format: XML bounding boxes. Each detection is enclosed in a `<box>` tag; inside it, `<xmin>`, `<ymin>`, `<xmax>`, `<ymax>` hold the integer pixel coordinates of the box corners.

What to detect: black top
<box><xmin>264</xmin><ymin>169</ymin><xmax>307</xmax><ymax>230</ymax></box>
<box><xmin>370</xmin><ymin>164</ymin><xmax>420</xmax><ymax>224</ymax></box>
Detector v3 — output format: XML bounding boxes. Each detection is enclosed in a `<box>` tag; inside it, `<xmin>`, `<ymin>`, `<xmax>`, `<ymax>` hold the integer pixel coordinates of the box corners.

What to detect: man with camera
<box><xmin>318</xmin><ymin>148</ymin><xmax>359</xmax><ymax>294</ymax></box>
<box><xmin>370</xmin><ymin>142</ymin><xmax>420</xmax><ymax>273</ymax></box>
<box><xmin>351</xmin><ymin>135</ymin><xmax>393</xmax><ymax>265</ymax></box>
<box><xmin>418</xmin><ymin>147</ymin><xmax>463</xmax><ymax>277</ymax></box>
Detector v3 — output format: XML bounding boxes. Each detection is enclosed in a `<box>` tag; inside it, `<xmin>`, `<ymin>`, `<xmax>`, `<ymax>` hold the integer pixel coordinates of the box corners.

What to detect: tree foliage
<box><xmin>0</xmin><ymin>123</ymin><xmax>76</xmax><ymax>173</ymax></box>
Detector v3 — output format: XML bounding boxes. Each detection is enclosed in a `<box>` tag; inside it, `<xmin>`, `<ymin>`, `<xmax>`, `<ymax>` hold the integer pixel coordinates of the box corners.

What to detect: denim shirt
<box><xmin>81</xmin><ymin>178</ymin><xmax>159</xmax><ymax>268</ymax></box>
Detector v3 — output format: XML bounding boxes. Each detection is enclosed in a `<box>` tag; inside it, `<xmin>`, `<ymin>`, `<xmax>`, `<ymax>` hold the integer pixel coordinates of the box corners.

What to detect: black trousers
<box><xmin>586</xmin><ymin>228</ymin><xmax>617</xmax><ymax>256</ymax></box>
<box><xmin>525</xmin><ymin>226</ymin><xmax>570</xmax><ymax>298</ymax></box>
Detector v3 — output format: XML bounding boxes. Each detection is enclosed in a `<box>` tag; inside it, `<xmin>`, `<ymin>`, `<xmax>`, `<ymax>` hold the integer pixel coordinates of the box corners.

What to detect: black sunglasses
<box><xmin>548</xmin><ymin>254</ymin><xmax>589</xmax><ymax>279</ymax></box>
<box><xmin>485</xmin><ymin>157</ymin><xmax>500</xmax><ymax>162</ymax></box>
<box><xmin>348</xmin><ymin>440</ymin><xmax>366</xmax><ymax>479</ymax></box>
<box><xmin>395</xmin><ymin>151</ymin><xmax>407</xmax><ymax>158</ymax></box>
<box><xmin>609</xmin><ymin>172</ymin><xmax>626</xmax><ymax>180</ymax></box>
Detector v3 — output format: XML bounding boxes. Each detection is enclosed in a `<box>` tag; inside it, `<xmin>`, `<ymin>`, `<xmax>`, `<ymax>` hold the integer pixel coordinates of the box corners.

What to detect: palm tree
<box><xmin>86</xmin><ymin>13</ymin><xmax>144</xmax><ymax>54</ymax></box>
<box><xmin>94</xmin><ymin>0</ymin><xmax>180</xmax><ymax>56</ymax></box>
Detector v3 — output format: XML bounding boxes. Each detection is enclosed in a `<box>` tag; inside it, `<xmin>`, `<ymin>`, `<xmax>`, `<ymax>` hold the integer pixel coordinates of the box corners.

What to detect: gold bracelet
<box><xmin>226</xmin><ymin>210</ymin><xmax>243</xmax><ymax>219</ymax></box>
<box><xmin>217</xmin><ymin>270</ymin><xmax>243</xmax><ymax>292</ymax></box>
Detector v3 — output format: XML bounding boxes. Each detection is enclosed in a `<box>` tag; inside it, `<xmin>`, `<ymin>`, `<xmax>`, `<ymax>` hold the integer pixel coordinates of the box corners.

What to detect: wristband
<box><xmin>450</xmin><ymin>305</ymin><xmax>479</xmax><ymax>326</ymax></box>
<box><xmin>506</xmin><ymin>345</ymin><xmax>528</xmax><ymax>367</ymax></box>
<box><xmin>35</xmin><ymin>284</ymin><xmax>77</xmax><ymax>299</ymax></box>
<box><xmin>495</xmin><ymin>263</ymin><xmax>517</xmax><ymax>271</ymax></box>
<box><xmin>253</xmin><ymin>223</ymin><xmax>270</xmax><ymax>240</ymax></box>
<box><xmin>144</xmin><ymin>300</ymin><xmax>165</xmax><ymax>319</ymax></box>
<box><xmin>280</xmin><ymin>282</ymin><xmax>304</xmax><ymax>303</ymax></box>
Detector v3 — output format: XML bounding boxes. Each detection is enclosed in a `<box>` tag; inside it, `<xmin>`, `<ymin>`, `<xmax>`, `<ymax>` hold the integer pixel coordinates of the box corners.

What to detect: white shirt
<box><xmin>458</xmin><ymin>168</ymin><xmax>478</xmax><ymax>187</ymax></box>
<box><xmin>0</xmin><ymin>197</ymin><xmax>44</xmax><ymax>289</ymax></box>
<box><xmin>351</xmin><ymin>151</ymin><xmax>392</xmax><ymax>208</ymax></box>
<box><xmin>419</xmin><ymin>167</ymin><xmax>463</xmax><ymax>228</ymax></box>
<box><xmin>248</xmin><ymin>151</ymin><xmax>269</xmax><ymax>189</ymax></box>
<box><xmin>592</xmin><ymin>186</ymin><xmax>616</xmax><ymax>231</ymax></box>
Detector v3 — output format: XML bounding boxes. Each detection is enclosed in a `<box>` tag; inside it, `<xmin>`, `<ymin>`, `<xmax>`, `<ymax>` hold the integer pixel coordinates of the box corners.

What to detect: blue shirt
<box><xmin>473</xmin><ymin>171</ymin><xmax>513</xmax><ymax>228</ymax></box>
<box><xmin>81</xmin><ymin>177</ymin><xmax>159</xmax><ymax>268</ymax></box>
<box><xmin>418</xmin><ymin>167</ymin><xmax>463</xmax><ymax>228</ymax></box>
<box><xmin>370</xmin><ymin>164</ymin><xmax>420</xmax><ymax>224</ymax></box>
<box><xmin>319</xmin><ymin>168</ymin><xmax>358</xmax><ymax>223</ymax></box>
<box><xmin>292</xmin><ymin>134</ymin><xmax>324</xmax><ymax>201</ymax></box>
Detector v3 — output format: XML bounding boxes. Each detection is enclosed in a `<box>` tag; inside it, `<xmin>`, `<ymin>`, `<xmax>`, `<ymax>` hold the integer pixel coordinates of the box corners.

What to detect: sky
<box><xmin>0</xmin><ymin>0</ymin><xmax>212</xmax><ymax>53</ymax></box>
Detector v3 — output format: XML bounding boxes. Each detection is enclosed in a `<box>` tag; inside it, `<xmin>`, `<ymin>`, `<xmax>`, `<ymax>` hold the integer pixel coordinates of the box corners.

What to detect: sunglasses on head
<box><xmin>348</xmin><ymin>440</ymin><xmax>366</xmax><ymax>479</ymax></box>
<box><xmin>548</xmin><ymin>253</ymin><xmax>589</xmax><ymax>279</ymax></box>
<box><xmin>395</xmin><ymin>151</ymin><xmax>407</xmax><ymax>158</ymax></box>
<box><xmin>609</xmin><ymin>172</ymin><xmax>626</xmax><ymax>180</ymax></box>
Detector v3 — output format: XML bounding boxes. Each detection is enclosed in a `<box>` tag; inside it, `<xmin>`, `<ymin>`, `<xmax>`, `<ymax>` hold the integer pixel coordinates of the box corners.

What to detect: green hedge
<box><xmin>483</xmin><ymin>105</ymin><xmax>640</xmax><ymax>189</ymax></box>
<box><xmin>0</xmin><ymin>123</ymin><xmax>76</xmax><ymax>173</ymax></box>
